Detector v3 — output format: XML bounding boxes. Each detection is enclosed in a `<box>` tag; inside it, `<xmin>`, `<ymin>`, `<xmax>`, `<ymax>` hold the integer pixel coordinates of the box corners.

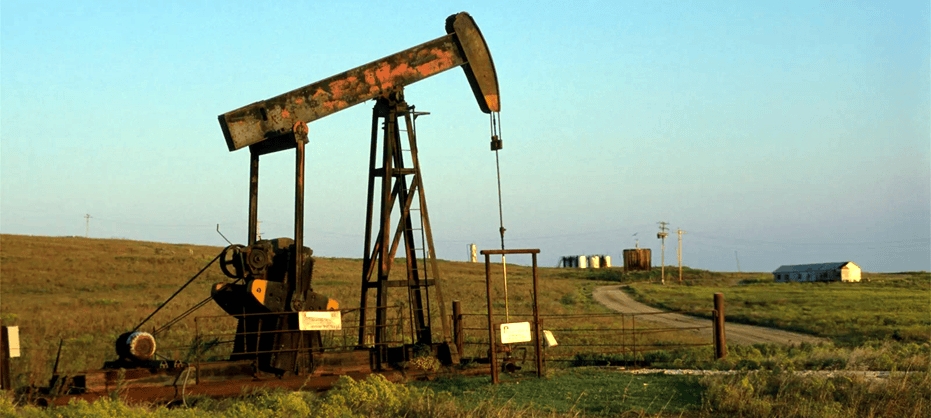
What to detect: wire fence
<box><xmin>165</xmin><ymin>306</ymin><xmax>715</xmax><ymax>375</ymax></box>
<box><xmin>455</xmin><ymin>310</ymin><xmax>714</xmax><ymax>371</ymax></box>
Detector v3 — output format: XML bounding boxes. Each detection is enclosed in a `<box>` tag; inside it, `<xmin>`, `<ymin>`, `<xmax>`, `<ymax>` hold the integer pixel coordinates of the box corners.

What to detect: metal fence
<box><xmin>187</xmin><ymin>305</ymin><xmax>410</xmax><ymax>364</ymax></box>
<box><xmin>453</xmin><ymin>310</ymin><xmax>715</xmax><ymax>370</ymax></box>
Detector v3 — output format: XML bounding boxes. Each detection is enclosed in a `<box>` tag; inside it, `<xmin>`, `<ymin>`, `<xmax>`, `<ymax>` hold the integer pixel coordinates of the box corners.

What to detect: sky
<box><xmin>2</xmin><ymin>1</ymin><xmax>929</xmax><ymax>273</ymax></box>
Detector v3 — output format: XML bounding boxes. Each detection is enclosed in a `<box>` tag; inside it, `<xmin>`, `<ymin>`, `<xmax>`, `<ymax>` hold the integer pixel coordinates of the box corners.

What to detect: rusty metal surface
<box><xmin>248</xmin><ymin>152</ymin><xmax>259</xmax><ymax>245</ymax></box>
<box><xmin>353</xmin><ymin>93</ymin><xmax>457</xmax><ymax>366</ymax></box>
<box><xmin>292</xmin><ymin>123</ymin><xmax>308</xmax><ymax>312</ymax></box>
<box><xmin>219</xmin><ymin>12</ymin><xmax>499</xmax><ymax>152</ymax></box>
<box><xmin>446</xmin><ymin>12</ymin><xmax>500</xmax><ymax>113</ymax></box>
<box><xmin>623</xmin><ymin>248</ymin><xmax>652</xmax><ymax>272</ymax></box>
<box><xmin>220</xmin><ymin>35</ymin><xmax>463</xmax><ymax>151</ymax></box>
<box><xmin>41</xmin><ymin>348</ymin><xmax>478</xmax><ymax>406</ymax></box>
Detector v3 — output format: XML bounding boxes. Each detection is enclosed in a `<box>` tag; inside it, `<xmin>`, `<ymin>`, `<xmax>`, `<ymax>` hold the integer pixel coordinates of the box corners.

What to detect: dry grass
<box><xmin>1</xmin><ymin>234</ymin><xmax>640</xmax><ymax>385</ymax></box>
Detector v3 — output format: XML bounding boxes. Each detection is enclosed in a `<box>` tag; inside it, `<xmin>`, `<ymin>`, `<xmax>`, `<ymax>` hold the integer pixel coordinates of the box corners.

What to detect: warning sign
<box><xmin>298</xmin><ymin>311</ymin><xmax>342</xmax><ymax>331</ymax></box>
<box><xmin>500</xmin><ymin>322</ymin><xmax>532</xmax><ymax>344</ymax></box>
<box><xmin>7</xmin><ymin>326</ymin><xmax>20</xmax><ymax>358</ymax></box>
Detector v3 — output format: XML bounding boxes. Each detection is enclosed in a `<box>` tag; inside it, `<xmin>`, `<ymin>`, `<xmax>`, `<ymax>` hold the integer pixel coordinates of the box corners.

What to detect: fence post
<box><xmin>483</xmin><ymin>253</ymin><xmax>498</xmax><ymax>384</ymax></box>
<box><xmin>713</xmin><ymin>293</ymin><xmax>727</xmax><ymax>359</ymax></box>
<box><xmin>1</xmin><ymin>324</ymin><xmax>11</xmax><ymax>390</ymax></box>
<box><xmin>633</xmin><ymin>315</ymin><xmax>638</xmax><ymax>367</ymax></box>
<box><xmin>452</xmin><ymin>300</ymin><xmax>463</xmax><ymax>357</ymax></box>
<box><xmin>532</xmin><ymin>253</ymin><xmax>543</xmax><ymax>378</ymax></box>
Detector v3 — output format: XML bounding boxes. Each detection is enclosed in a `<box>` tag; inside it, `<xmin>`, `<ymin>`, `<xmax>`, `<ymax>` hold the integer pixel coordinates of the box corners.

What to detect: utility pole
<box><xmin>735</xmin><ymin>250</ymin><xmax>741</xmax><ymax>273</ymax></box>
<box><xmin>84</xmin><ymin>214</ymin><xmax>92</xmax><ymax>238</ymax></box>
<box><xmin>657</xmin><ymin>221</ymin><xmax>669</xmax><ymax>284</ymax></box>
<box><xmin>677</xmin><ymin>229</ymin><xmax>686</xmax><ymax>283</ymax></box>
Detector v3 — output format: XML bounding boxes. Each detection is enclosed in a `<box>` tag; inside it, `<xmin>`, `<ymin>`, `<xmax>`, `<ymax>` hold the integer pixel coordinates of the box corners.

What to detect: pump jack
<box><xmin>23</xmin><ymin>12</ymin><xmax>501</xmax><ymax>405</ymax></box>
<box><xmin>214</xmin><ymin>11</ymin><xmax>499</xmax><ymax>370</ymax></box>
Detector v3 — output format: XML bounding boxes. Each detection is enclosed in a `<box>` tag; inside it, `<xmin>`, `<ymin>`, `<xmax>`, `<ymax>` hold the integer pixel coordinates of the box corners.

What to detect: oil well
<box><xmin>17</xmin><ymin>11</ymin><xmax>531</xmax><ymax>405</ymax></box>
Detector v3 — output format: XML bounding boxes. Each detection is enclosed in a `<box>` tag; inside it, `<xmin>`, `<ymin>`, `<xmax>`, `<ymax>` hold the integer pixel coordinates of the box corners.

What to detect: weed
<box><xmin>700</xmin><ymin>369</ymin><xmax>931</xmax><ymax>417</ymax></box>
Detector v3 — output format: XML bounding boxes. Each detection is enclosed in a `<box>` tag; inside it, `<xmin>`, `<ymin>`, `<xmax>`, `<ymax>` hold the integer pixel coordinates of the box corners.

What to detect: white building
<box><xmin>773</xmin><ymin>262</ymin><xmax>861</xmax><ymax>283</ymax></box>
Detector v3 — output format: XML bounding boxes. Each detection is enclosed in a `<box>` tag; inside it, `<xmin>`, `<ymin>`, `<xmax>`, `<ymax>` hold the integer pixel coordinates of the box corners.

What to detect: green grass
<box><xmin>619</xmin><ymin>269</ymin><xmax>930</xmax><ymax>346</ymax></box>
<box><xmin>0</xmin><ymin>372</ymin><xmax>699</xmax><ymax>417</ymax></box>
<box><xmin>698</xmin><ymin>369</ymin><xmax>930</xmax><ymax>417</ymax></box>
<box><xmin>417</xmin><ymin>368</ymin><xmax>702</xmax><ymax>416</ymax></box>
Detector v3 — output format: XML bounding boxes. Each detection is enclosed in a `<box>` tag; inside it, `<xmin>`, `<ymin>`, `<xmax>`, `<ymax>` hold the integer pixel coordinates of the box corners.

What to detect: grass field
<box><xmin>416</xmin><ymin>368</ymin><xmax>702</xmax><ymax>416</ymax></box>
<box><xmin>1</xmin><ymin>234</ymin><xmax>929</xmax><ymax>416</ymax></box>
<box><xmin>0</xmin><ymin>234</ymin><xmax>628</xmax><ymax>385</ymax></box>
<box><xmin>619</xmin><ymin>268</ymin><xmax>930</xmax><ymax>346</ymax></box>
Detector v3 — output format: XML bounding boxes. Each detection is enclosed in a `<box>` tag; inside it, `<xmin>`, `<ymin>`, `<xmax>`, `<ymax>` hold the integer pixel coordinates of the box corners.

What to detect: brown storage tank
<box><xmin>623</xmin><ymin>249</ymin><xmax>652</xmax><ymax>272</ymax></box>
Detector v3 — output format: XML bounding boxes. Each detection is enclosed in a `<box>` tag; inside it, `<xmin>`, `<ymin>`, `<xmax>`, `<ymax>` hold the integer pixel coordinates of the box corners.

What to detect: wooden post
<box><xmin>479</xmin><ymin>248</ymin><xmax>541</xmax><ymax>384</ymax></box>
<box><xmin>483</xmin><ymin>253</ymin><xmax>498</xmax><ymax>384</ymax></box>
<box><xmin>452</xmin><ymin>300</ymin><xmax>463</xmax><ymax>357</ymax></box>
<box><xmin>531</xmin><ymin>253</ymin><xmax>543</xmax><ymax>378</ymax></box>
<box><xmin>713</xmin><ymin>293</ymin><xmax>727</xmax><ymax>359</ymax></box>
<box><xmin>0</xmin><ymin>325</ymin><xmax>11</xmax><ymax>390</ymax></box>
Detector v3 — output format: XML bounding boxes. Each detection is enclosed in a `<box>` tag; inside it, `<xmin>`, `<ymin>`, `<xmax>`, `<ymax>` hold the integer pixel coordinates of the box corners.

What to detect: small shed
<box><xmin>773</xmin><ymin>262</ymin><xmax>861</xmax><ymax>283</ymax></box>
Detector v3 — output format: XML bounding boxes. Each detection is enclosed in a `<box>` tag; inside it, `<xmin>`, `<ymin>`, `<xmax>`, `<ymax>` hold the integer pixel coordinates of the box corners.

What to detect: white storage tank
<box><xmin>577</xmin><ymin>255</ymin><xmax>588</xmax><ymax>269</ymax></box>
<box><xmin>602</xmin><ymin>255</ymin><xmax>612</xmax><ymax>268</ymax></box>
<box><xmin>589</xmin><ymin>255</ymin><xmax>601</xmax><ymax>269</ymax></box>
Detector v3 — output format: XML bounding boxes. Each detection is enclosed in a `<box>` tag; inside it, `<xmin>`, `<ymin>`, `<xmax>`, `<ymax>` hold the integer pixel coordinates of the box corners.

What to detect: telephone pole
<box><xmin>677</xmin><ymin>229</ymin><xmax>686</xmax><ymax>283</ymax></box>
<box><xmin>657</xmin><ymin>221</ymin><xmax>669</xmax><ymax>284</ymax></box>
<box><xmin>84</xmin><ymin>214</ymin><xmax>92</xmax><ymax>238</ymax></box>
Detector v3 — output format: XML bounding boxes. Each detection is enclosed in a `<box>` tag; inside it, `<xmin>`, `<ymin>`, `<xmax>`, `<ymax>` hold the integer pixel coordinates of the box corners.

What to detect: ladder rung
<box><xmin>371</xmin><ymin>168</ymin><xmax>416</xmax><ymax>177</ymax></box>
<box><xmin>393</xmin><ymin>168</ymin><xmax>416</xmax><ymax>176</ymax></box>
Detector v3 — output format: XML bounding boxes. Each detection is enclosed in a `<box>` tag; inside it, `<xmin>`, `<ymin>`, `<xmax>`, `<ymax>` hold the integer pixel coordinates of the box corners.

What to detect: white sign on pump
<box><xmin>500</xmin><ymin>322</ymin><xmax>532</xmax><ymax>344</ymax></box>
<box><xmin>298</xmin><ymin>311</ymin><xmax>342</xmax><ymax>331</ymax></box>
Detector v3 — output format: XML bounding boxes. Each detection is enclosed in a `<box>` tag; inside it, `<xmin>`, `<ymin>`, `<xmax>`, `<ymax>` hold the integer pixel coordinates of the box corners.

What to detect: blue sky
<box><xmin>2</xmin><ymin>1</ymin><xmax>928</xmax><ymax>272</ymax></box>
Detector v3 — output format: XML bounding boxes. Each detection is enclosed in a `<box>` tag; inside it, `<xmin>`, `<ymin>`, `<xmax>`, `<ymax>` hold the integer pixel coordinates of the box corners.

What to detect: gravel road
<box><xmin>592</xmin><ymin>285</ymin><xmax>829</xmax><ymax>346</ymax></box>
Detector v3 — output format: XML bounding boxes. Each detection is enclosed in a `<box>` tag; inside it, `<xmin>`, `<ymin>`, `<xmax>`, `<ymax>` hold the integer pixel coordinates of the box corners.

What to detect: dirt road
<box><xmin>592</xmin><ymin>285</ymin><xmax>829</xmax><ymax>346</ymax></box>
